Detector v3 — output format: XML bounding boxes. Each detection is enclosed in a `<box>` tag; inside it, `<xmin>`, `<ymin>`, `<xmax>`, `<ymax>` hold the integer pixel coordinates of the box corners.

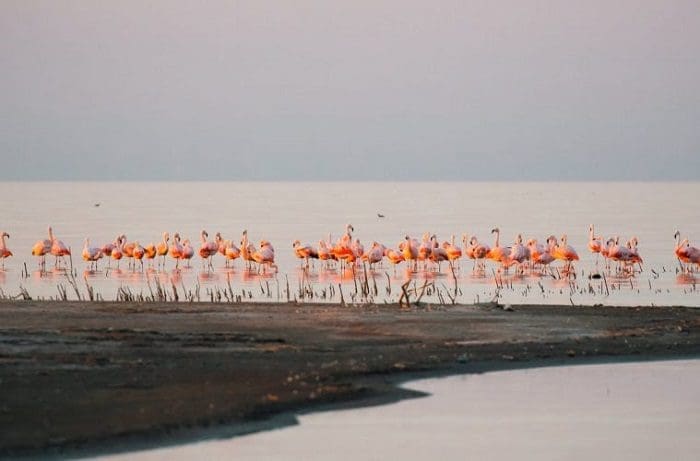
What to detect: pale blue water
<box><xmin>0</xmin><ymin>181</ymin><xmax>698</xmax><ymax>305</ymax></box>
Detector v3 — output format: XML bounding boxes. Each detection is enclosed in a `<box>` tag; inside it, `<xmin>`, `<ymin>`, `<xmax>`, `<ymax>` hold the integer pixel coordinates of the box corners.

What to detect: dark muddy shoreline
<box><xmin>0</xmin><ymin>300</ymin><xmax>698</xmax><ymax>458</ymax></box>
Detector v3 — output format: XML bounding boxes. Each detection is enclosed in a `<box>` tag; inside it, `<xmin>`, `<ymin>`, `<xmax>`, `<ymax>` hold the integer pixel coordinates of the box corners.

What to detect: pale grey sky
<box><xmin>1</xmin><ymin>1</ymin><xmax>699</xmax><ymax>180</ymax></box>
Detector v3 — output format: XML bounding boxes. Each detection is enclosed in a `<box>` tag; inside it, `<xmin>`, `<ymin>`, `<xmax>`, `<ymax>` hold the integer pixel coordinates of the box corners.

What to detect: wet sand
<box><xmin>0</xmin><ymin>300</ymin><xmax>698</xmax><ymax>458</ymax></box>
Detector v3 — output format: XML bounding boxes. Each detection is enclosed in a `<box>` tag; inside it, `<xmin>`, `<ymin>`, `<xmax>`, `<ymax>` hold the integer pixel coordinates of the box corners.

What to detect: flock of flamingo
<box><xmin>0</xmin><ymin>225</ymin><xmax>696</xmax><ymax>276</ymax></box>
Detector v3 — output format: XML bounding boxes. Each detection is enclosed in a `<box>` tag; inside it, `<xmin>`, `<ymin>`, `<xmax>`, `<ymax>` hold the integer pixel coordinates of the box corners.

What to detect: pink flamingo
<box><xmin>111</xmin><ymin>236</ymin><xmax>124</xmax><ymax>269</ymax></box>
<box><xmin>82</xmin><ymin>238</ymin><xmax>103</xmax><ymax>271</ymax></box>
<box><xmin>528</xmin><ymin>238</ymin><xmax>555</xmax><ymax>275</ymax></box>
<box><xmin>429</xmin><ymin>235</ymin><xmax>448</xmax><ymax>272</ymax></box>
<box><xmin>169</xmin><ymin>233</ymin><xmax>184</xmax><ymax>269</ymax></box>
<box><xmin>487</xmin><ymin>228</ymin><xmax>510</xmax><ymax>269</ymax></box>
<box><xmin>198</xmin><ymin>230</ymin><xmax>218</xmax><ymax>270</ymax></box>
<box><xmin>384</xmin><ymin>245</ymin><xmax>405</xmax><ymax>274</ymax></box>
<box><xmin>442</xmin><ymin>235</ymin><xmax>463</xmax><ymax>267</ymax></box>
<box><xmin>362</xmin><ymin>242</ymin><xmax>385</xmax><ymax>270</ymax></box>
<box><xmin>401</xmin><ymin>235</ymin><xmax>419</xmax><ymax>271</ymax></box>
<box><xmin>48</xmin><ymin>226</ymin><xmax>71</xmax><ymax>268</ymax></box>
<box><xmin>293</xmin><ymin>240</ymin><xmax>319</xmax><ymax>268</ymax></box>
<box><xmin>180</xmin><ymin>239</ymin><xmax>194</xmax><ymax>268</ymax></box>
<box><xmin>132</xmin><ymin>241</ymin><xmax>145</xmax><ymax>271</ymax></box>
<box><xmin>240</xmin><ymin>230</ymin><xmax>257</xmax><ymax>270</ymax></box>
<box><xmin>31</xmin><ymin>231</ymin><xmax>52</xmax><ymax>269</ymax></box>
<box><xmin>156</xmin><ymin>232</ymin><xmax>169</xmax><ymax>269</ymax></box>
<box><xmin>675</xmin><ymin>231</ymin><xmax>700</xmax><ymax>272</ymax></box>
<box><xmin>253</xmin><ymin>240</ymin><xmax>277</xmax><ymax>273</ymax></box>
<box><xmin>0</xmin><ymin>232</ymin><xmax>12</xmax><ymax>268</ymax></box>
<box><xmin>507</xmin><ymin>234</ymin><xmax>529</xmax><ymax>273</ymax></box>
<box><xmin>552</xmin><ymin>234</ymin><xmax>579</xmax><ymax>275</ymax></box>
<box><xmin>463</xmin><ymin>234</ymin><xmax>490</xmax><ymax>273</ymax></box>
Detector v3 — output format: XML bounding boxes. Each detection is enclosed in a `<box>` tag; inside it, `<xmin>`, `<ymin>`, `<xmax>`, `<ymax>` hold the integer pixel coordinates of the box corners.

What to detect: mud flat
<box><xmin>0</xmin><ymin>300</ymin><xmax>698</xmax><ymax>457</ymax></box>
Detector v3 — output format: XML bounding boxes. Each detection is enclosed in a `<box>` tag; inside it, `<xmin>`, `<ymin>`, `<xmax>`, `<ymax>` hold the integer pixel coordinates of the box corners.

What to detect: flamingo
<box><xmin>199</xmin><ymin>230</ymin><xmax>218</xmax><ymax>270</ymax></box>
<box><xmin>361</xmin><ymin>242</ymin><xmax>385</xmax><ymax>270</ymax></box>
<box><xmin>144</xmin><ymin>242</ymin><xmax>157</xmax><ymax>268</ymax></box>
<box><xmin>487</xmin><ymin>228</ymin><xmax>510</xmax><ymax>269</ymax></box>
<box><xmin>317</xmin><ymin>239</ymin><xmax>336</xmax><ymax>269</ymax></box>
<box><xmin>222</xmin><ymin>238</ymin><xmax>241</xmax><ymax>267</ymax></box>
<box><xmin>132</xmin><ymin>241</ymin><xmax>145</xmax><ymax>271</ymax></box>
<box><xmin>418</xmin><ymin>233</ymin><xmax>433</xmax><ymax>269</ymax></box>
<box><xmin>293</xmin><ymin>240</ymin><xmax>319</xmax><ymax>268</ymax></box>
<box><xmin>180</xmin><ymin>239</ymin><xmax>194</xmax><ymax>267</ymax></box>
<box><xmin>48</xmin><ymin>226</ymin><xmax>71</xmax><ymax>268</ymax></box>
<box><xmin>552</xmin><ymin>234</ymin><xmax>579</xmax><ymax>275</ymax></box>
<box><xmin>384</xmin><ymin>245</ymin><xmax>405</xmax><ymax>274</ymax></box>
<box><xmin>0</xmin><ymin>232</ymin><xmax>12</xmax><ymax>268</ymax></box>
<box><xmin>442</xmin><ymin>235</ymin><xmax>462</xmax><ymax>267</ymax></box>
<box><xmin>31</xmin><ymin>231</ymin><xmax>52</xmax><ymax>269</ymax></box>
<box><xmin>463</xmin><ymin>234</ymin><xmax>490</xmax><ymax>273</ymax></box>
<box><xmin>81</xmin><ymin>238</ymin><xmax>103</xmax><ymax>271</ymax></box>
<box><xmin>507</xmin><ymin>234</ymin><xmax>529</xmax><ymax>273</ymax></box>
<box><xmin>627</xmin><ymin>236</ymin><xmax>643</xmax><ymax>271</ymax></box>
<box><xmin>121</xmin><ymin>235</ymin><xmax>135</xmax><ymax>270</ymax></box>
<box><xmin>332</xmin><ymin>225</ymin><xmax>355</xmax><ymax>271</ymax></box>
<box><xmin>674</xmin><ymin>231</ymin><xmax>700</xmax><ymax>272</ymax></box>
<box><xmin>607</xmin><ymin>236</ymin><xmax>636</xmax><ymax>274</ymax></box>
<box><xmin>169</xmin><ymin>233</ymin><xmax>184</xmax><ymax>269</ymax></box>
<box><xmin>528</xmin><ymin>238</ymin><xmax>554</xmax><ymax>275</ymax></box>
<box><xmin>156</xmin><ymin>232</ymin><xmax>169</xmax><ymax>269</ymax></box>
<box><xmin>240</xmin><ymin>230</ymin><xmax>257</xmax><ymax>270</ymax></box>
<box><xmin>253</xmin><ymin>240</ymin><xmax>277</xmax><ymax>273</ymax></box>
<box><xmin>111</xmin><ymin>236</ymin><xmax>124</xmax><ymax>269</ymax></box>
<box><xmin>401</xmin><ymin>235</ymin><xmax>419</xmax><ymax>271</ymax></box>
<box><xmin>429</xmin><ymin>235</ymin><xmax>449</xmax><ymax>272</ymax></box>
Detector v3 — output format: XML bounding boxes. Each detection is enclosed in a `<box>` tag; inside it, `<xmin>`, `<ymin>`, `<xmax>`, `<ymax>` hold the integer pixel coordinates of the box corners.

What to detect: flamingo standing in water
<box><xmin>362</xmin><ymin>242</ymin><xmax>385</xmax><ymax>270</ymax></box>
<box><xmin>253</xmin><ymin>240</ymin><xmax>277</xmax><ymax>273</ymax></box>
<box><xmin>552</xmin><ymin>234</ymin><xmax>579</xmax><ymax>275</ymax></box>
<box><xmin>507</xmin><ymin>234</ymin><xmax>529</xmax><ymax>274</ymax></box>
<box><xmin>240</xmin><ymin>230</ymin><xmax>257</xmax><ymax>270</ymax></box>
<box><xmin>132</xmin><ymin>241</ymin><xmax>145</xmax><ymax>271</ymax></box>
<box><xmin>48</xmin><ymin>226</ymin><xmax>71</xmax><ymax>269</ymax></box>
<box><xmin>111</xmin><ymin>236</ymin><xmax>124</xmax><ymax>269</ymax></box>
<box><xmin>588</xmin><ymin>224</ymin><xmax>604</xmax><ymax>269</ymax></box>
<box><xmin>332</xmin><ymin>225</ymin><xmax>355</xmax><ymax>271</ymax></box>
<box><xmin>169</xmin><ymin>233</ymin><xmax>184</xmax><ymax>268</ymax></box>
<box><xmin>429</xmin><ymin>235</ymin><xmax>449</xmax><ymax>272</ymax></box>
<box><xmin>607</xmin><ymin>236</ymin><xmax>639</xmax><ymax>275</ymax></box>
<box><xmin>156</xmin><ymin>232</ymin><xmax>169</xmax><ymax>269</ymax></box>
<box><xmin>401</xmin><ymin>235</ymin><xmax>419</xmax><ymax>271</ymax></box>
<box><xmin>674</xmin><ymin>231</ymin><xmax>700</xmax><ymax>272</ymax></box>
<box><xmin>82</xmin><ymin>238</ymin><xmax>103</xmax><ymax>271</ymax></box>
<box><xmin>487</xmin><ymin>228</ymin><xmax>510</xmax><ymax>269</ymax></box>
<box><xmin>317</xmin><ymin>239</ymin><xmax>336</xmax><ymax>269</ymax></box>
<box><xmin>121</xmin><ymin>235</ymin><xmax>136</xmax><ymax>270</ymax></box>
<box><xmin>199</xmin><ymin>230</ymin><xmax>218</xmax><ymax>270</ymax></box>
<box><xmin>293</xmin><ymin>240</ymin><xmax>318</xmax><ymax>268</ymax></box>
<box><xmin>418</xmin><ymin>233</ymin><xmax>433</xmax><ymax>270</ymax></box>
<box><xmin>216</xmin><ymin>234</ymin><xmax>241</xmax><ymax>267</ymax></box>
<box><xmin>442</xmin><ymin>235</ymin><xmax>462</xmax><ymax>269</ymax></box>
<box><xmin>528</xmin><ymin>238</ymin><xmax>555</xmax><ymax>275</ymax></box>
<box><xmin>384</xmin><ymin>245</ymin><xmax>405</xmax><ymax>274</ymax></box>
<box><xmin>463</xmin><ymin>234</ymin><xmax>490</xmax><ymax>273</ymax></box>
<box><xmin>144</xmin><ymin>242</ymin><xmax>157</xmax><ymax>268</ymax></box>
<box><xmin>32</xmin><ymin>231</ymin><xmax>52</xmax><ymax>269</ymax></box>
<box><xmin>0</xmin><ymin>232</ymin><xmax>12</xmax><ymax>268</ymax></box>
<box><xmin>180</xmin><ymin>239</ymin><xmax>194</xmax><ymax>267</ymax></box>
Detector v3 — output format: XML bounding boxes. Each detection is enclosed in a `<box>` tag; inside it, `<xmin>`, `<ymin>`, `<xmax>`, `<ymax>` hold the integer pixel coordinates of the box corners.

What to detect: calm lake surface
<box><xmin>0</xmin><ymin>181</ymin><xmax>698</xmax><ymax>305</ymax></box>
<box><xmin>95</xmin><ymin>359</ymin><xmax>700</xmax><ymax>461</ymax></box>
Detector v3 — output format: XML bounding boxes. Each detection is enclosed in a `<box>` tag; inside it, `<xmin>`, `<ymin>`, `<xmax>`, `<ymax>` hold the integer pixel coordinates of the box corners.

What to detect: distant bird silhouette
<box><xmin>377</xmin><ymin>213</ymin><xmax>385</xmax><ymax>218</ymax></box>
<box><xmin>94</xmin><ymin>203</ymin><xmax>101</xmax><ymax>207</ymax></box>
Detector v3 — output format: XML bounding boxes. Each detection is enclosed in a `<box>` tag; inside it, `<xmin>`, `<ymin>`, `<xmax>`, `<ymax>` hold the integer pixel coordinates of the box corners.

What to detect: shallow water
<box><xmin>94</xmin><ymin>359</ymin><xmax>700</xmax><ymax>461</ymax></box>
<box><xmin>0</xmin><ymin>181</ymin><xmax>698</xmax><ymax>305</ymax></box>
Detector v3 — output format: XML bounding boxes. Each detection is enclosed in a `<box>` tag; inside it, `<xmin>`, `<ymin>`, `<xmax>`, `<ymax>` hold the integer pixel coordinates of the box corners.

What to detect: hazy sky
<box><xmin>1</xmin><ymin>1</ymin><xmax>699</xmax><ymax>180</ymax></box>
